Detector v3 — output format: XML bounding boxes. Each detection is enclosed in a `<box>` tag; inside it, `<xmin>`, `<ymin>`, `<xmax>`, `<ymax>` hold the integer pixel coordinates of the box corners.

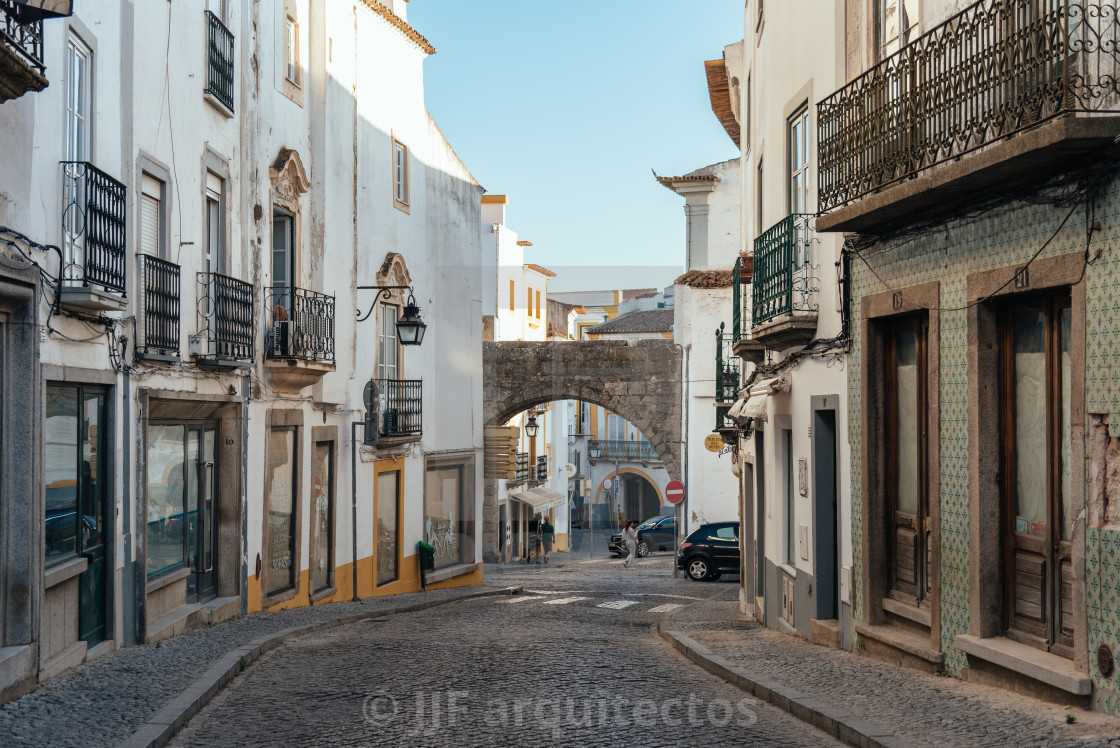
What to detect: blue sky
<box><xmin>410</xmin><ymin>0</ymin><xmax>743</xmax><ymax>292</ymax></box>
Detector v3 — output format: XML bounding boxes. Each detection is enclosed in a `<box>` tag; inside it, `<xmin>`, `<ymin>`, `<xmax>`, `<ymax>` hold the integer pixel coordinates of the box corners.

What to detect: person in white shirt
<box><xmin>622</xmin><ymin>520</ymin><xmax>638</xmax><ymax>569</ymax></box>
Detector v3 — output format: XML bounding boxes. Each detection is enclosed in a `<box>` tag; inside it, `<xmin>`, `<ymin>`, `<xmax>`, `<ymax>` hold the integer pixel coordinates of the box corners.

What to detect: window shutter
<box><xmin>139</xmin><ymin>175</ymin><xmax>161</xmax><ymax>257</ymax></box>
<box><xmin>207</xmin><ymin>0</ymin><xmax>223</xmax><ymax>18</ymax></box>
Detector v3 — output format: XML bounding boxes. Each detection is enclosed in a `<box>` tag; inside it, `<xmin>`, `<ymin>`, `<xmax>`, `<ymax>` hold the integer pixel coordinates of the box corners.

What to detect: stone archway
<box><xmin>482</xmin><ymin>338</ymin><xmax>683</xmax><ymax>562</ymax></box>
<box><xmin>483</xmin><ymin>339</ymin><xmax>682</xmax><ymax>478</ymax></box>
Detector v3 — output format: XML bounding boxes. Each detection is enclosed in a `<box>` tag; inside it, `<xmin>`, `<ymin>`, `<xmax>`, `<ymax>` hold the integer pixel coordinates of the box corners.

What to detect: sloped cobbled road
<box><xmin>170</xmin><ymin>557</ymin><xmax>841</xmax><ymax>747</ymax></box>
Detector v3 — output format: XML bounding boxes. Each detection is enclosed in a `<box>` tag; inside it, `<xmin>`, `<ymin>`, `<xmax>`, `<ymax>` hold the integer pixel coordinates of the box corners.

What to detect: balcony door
<box><xmin>271</xmin><ymin>211</ymin><xmax>295</xmax><ymax>354</ymax></box>
<box><xmin>1001</xmin><ymin>293</ymin><xmax>1073</xmax><ymax>656</ymax></box>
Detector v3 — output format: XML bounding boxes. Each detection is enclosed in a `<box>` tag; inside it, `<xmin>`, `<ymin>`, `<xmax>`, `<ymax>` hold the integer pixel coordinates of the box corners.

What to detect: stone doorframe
<box><xmin>966</xmin><ymin>252</ymin><xmax>1088</xmax><ymax>672</ymax></box>
<box><xmin>858</xmin><ymin>281</ymin><xmax>942</xmax><ymax>653</ymax></box>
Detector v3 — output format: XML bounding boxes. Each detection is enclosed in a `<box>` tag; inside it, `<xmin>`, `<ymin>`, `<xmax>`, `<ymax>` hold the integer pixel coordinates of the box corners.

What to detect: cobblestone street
<box><xmin>169</xmin><ymin>555</ymin><xmax>838</xmax><ymax>747</ymax></box>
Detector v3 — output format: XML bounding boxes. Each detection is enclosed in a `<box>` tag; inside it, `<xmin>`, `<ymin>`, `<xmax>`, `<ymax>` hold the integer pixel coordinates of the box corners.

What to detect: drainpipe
<box><xmin>676</xmin><ymin>343</ymin><xmax>691</xmax><ymax>579</ymax></box>
<box><xmin>351</xmin><ymin>420</ymin><xmax>361</xmax><ymax>602</ymax></box>
<box><xmin>240</xmin><ymin>373</ymin><xmax>250</xmax><ymax>616</ymax></box>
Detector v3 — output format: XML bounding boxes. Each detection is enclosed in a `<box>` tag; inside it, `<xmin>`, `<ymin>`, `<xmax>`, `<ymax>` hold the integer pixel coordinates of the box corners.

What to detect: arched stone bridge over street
<box><xmin>483</xmin><ymin>339</ymin><xmax>683</xmax><ymax>480</ymax></box>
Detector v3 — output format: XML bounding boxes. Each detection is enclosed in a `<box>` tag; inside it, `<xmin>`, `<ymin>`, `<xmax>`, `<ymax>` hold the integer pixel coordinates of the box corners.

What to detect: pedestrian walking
<box><xmin>525</xmin><ymin>515</ymin><xmax>539</xmax><ymax>563</ymax></box>
<box><xmin>541</xmin><ymin>516</ymin><xmax>555</xmax><ymax>564</ymax></box>
<box><xmin>531</xmin><ymin>514</ymin><xmax>544</xmax><ymax>564</ymax></box>
<box><xmin>622</xmin><ymin>520</ymin><xmax>638</xmax><ymax>569</ymax></box>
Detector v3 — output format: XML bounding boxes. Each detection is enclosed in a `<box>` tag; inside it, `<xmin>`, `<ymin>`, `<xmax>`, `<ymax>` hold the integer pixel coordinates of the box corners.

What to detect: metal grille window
<box><xmin>205</xmin><ymin>9</ymin><xmax>234</xmax><ymax>112</ymax></box>
<box><xmin>137</xmin><ymin>254</ymin><xmax>180</xmax><ymax>358</ymax></box>
<box><xmin>378</xmin><ymin>379</ymin><xmax>422</xmax><ymax>438</ymax></box>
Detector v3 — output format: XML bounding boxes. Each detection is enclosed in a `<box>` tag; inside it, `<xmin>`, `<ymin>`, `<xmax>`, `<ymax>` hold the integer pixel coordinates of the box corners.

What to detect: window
<box><xmin>535</xmin><ymin>290</ymin><xmax>541</xmax><ymax>319</ymax></box>
<box><xmin>745</xmin><ymin>74</ymin><xmax>751</xmax><ymax>148</ymax></box>
<box><xmin>881</xmin><ymin>0</ymin><xmax>919</xmax><ymax>57</ymax></box>
<box><xmin>377</xmin><ymin>469</ymin><xmax>400</xmax><ymax>585</ymax></box>
<box><xmin>424</xmin><ymin>457</ymin><xmax>475</xmax><ymax>570</ymax></box>
<box><xmin>393</xmin><ymin>140</ymin><xmax>409</xmax><ymax>209</ymax></box>
<box><xmin>46</xmin><ymin>384</ymin><xmax>107</xmax><ymax>568</ymax></box>
<box><xmin>205</xmin><ymin>172</ymin><xmax>224</xmax><ymax>274</ymax></box>
<box><xmin>607</xmin><ymin>414</ymin><xmax>625</xmax><ymax>441</ymax></box>
<box><xmin>65</xmin><ymin>33</ymin><xmax>91</xmax><ymax>163</ymax></box>
<box><xmin>271</xmin><ymin>211</ymin><xmax>294</xmax><ymax>290</ymax></box>
<box><xmin>310</xmin><ymin>441</ymin><xmax>334</xmax><ymax>592</ymax></box>
<box><xmin>206</xmin><ymin>0</ymin><xmax>223</xmax><ymax>18</ymax></box>
<box><xmin>886</xmin><ymin>315</ymin><xmax>929</xmax><ymax>607</ymax></box>
<box><xmin>284</xmin><ymin>14</ymin><xmax>299</xmax><ymax>83</ymax></box>
<box><xmin>378</xmin><ymin>304</ymin><xmax>399</xmax><ymax>381</ymax></box>
<box><xmin>526</xmin><ymin>287</ymin><xmax>533</xmax><ymax>318</ymax></box>
<box><xmin>789</xmin><ymin>106</ymin><xmax>810</xmax><ymax>218</ymax></box>
<box><xmin>139</xmin><ymin>174</ymin><xmax>163</xmax><ymax>258</ymax></box>
<box><xmin>509</xmin><ymin>279</ymin><xmax>515</xmax><ymax>312</ymax></box>
<box><xmin>1001</xmin><ymin>292</ymin><xmax>1073</xmax><ymax>655</ymax></box>
<box><xmin>265</xmin><ymin>427</ymin><xmax>297</xmax><ymax>594</ymax></box>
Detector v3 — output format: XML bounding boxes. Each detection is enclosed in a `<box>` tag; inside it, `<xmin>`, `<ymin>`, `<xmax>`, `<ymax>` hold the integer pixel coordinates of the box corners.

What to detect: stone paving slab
<box><xmin>0</xmin><ymin>584</ymin><xmax>512</xmax><ymax>748</ymax></box>
<box><xmin>661</xmin><ymin>589</ymin><xmax>1120</xmax><ymax>748</ymax></box>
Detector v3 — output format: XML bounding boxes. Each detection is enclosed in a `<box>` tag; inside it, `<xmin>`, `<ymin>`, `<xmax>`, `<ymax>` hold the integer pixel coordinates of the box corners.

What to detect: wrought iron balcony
<box><xmin>587</xmin><ymin>439</ymin><xmax>658</xmax><ymax>462</ymax></box>
<box><xmin>266</xmin><ymin>286</ymin><xmax>335</xmax><ymax>363</ymax></box>
<box><xmin>0</xmin><ymin>1</ymin><xmax>46</xmax><ymax>103</ymax></box>
<box><xmin>204</xmin><ymin>10</ymin><xmax>234</xmax><ymax>112</ymax></box>
<box><xmin>516</xmin><ymin>452</ymin><xmax>530</xmax><ymax>484</ymax></box>
<box><xmin>60</xmin><ymin>162</ymin><xmax>127</xmax><ymax>300</ymax></box>
<box><xmin>136</xmin><ymin>255</ymin><xmax>180</xmax><ymax>360</ymax></box>
<box><xmin>818</xmin><ymin>0</ymin><xmax>1120</xmax><ymax>226</ymax></box>
<box><xmin>751</xmin><ymin>214</ymin><xmax>819</xmax><ymax>348</ymax></box>
<box><xmin>194</xmin><ymin>271</ymin><xmax>254</xmax><ymax>365</ymax></box>
<box><xmin>377</xmin><ymin>378</ymin><xmax>422</xmax><ymax>439</ymax></box>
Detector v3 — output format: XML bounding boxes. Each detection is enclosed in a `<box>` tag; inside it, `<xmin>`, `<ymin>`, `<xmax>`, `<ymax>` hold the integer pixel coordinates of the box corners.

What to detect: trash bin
<box><xmin>418</xmin><ymin>541</ymin><xmax>435</xmax><ymax>588</ymax></box>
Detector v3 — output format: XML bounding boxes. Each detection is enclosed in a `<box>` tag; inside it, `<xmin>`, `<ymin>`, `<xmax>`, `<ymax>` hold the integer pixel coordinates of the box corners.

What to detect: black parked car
<box><xmin>676</xmin><ymin>521</ymin><xmax>740</xmax><ymax>581</ymax></box>
<box><xmin>609</xmin><ymin>515</ymin><xmax>675</xmax><ymax>557</ymax></box>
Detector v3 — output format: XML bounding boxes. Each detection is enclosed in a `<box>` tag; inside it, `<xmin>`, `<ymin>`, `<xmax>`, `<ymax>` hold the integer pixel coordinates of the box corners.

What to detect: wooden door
<box><xmin>1001</xmin><ymin>293</ymin><xmax>1073</xmax><ymax>656</ymax></box>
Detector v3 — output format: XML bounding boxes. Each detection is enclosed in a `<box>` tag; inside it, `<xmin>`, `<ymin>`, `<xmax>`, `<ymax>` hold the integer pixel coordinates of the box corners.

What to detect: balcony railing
<box><xmin>61</xmin><ymin>162</ymin><xmax>127</xmax><ymax>294</ymax></box>
<box><xmin>1</xmin><ymin>1</ymin><xmax>44</xmax><ymax>73</ymax></box>
<box><xmin>137</xmin><ymin>255</ymin><xmax>180</xmax><ymax>359</ymax></box>
<box><xmin>196</xmin><ymin>271</ymin><xmax>254</xmax><ymax>362</ymax></box>
<box><xmin>818</xmin><ymin>0</ymin><xmax>1120</xmax><ymax>212</ymax></box>
<box><xmin>536</xmin><ymin>455</ymin><xmax>548</xmax><ymax>481</ymax></box>
<box><xmin>516</xmin><ymin>452</ymin><xmax>530</xmax><ymax>483</ymax></box>
<box><xmin>588</xmin><ymin>440</ymin><xmax>657</xmax><ymax>462</ymax></box>
<box><xmin>716</xmin><ymin>327</ymin><xmax>740</xmax><ymax>401</ymax></box>
<box><xmin>377</xmin><ymin>378</ymin><xmax>422</xmax><ymax>438</ymax></box>
<box><xmin>266</xmin><ymin>286</ymin><xmax>335</xmax><ymax>363</ymax></box>
<box><xmin>205</xmin><ymin>10</ymin><xmax>234</xmax><ymax>112</ymax></box>
<box><xmin>752</xmin><ymin>214</ymin><xmax>816</xmax><ymax>328</ymax></box>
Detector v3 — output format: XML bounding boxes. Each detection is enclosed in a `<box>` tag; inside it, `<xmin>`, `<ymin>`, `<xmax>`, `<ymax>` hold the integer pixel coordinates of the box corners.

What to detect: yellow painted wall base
<box><xmin>555</xmin><ymin>532</ymin><xmax>569</xmax><ymax>552</ymax></box>
<box><xmin>247</xmin><ymin>555</ymin><xmax>485</xmax><ymax>614</ymax></box>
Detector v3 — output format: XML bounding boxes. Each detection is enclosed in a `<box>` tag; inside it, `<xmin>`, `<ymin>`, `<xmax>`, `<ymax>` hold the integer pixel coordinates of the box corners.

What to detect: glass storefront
<box><xmin>310</xmin><ymin>440</ymin><xmax>334</xmax><ymax>592</ymax></box>
<box><xmin>265</xmin><ymin>427</ymin><xmax>297</xmax><ymax>594</ymax></box>
<box><xmin>423</xmin><ymin>459</ymin><xmax>474</xmax><ymax>570</ymax></box>
<box><xmin>377</xmin><ymin>470</ymin><xmax>399</xmax><ymax>585</ymax></box>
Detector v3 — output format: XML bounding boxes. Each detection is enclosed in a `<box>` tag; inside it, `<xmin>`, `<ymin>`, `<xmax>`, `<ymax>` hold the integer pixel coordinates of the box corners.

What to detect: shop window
<box><xmin>1001</xmin><ymin>292</ymin><xmax>1073</xmax><ymax>656</ymax></box>
<box><xmin>45</xmin><ymin>384</ymin><xmax>107</xmax><ymax>568</ymax></box>
<box><xmin>377</xmin><ymin>469</ymin><xmax>400</xmax><ymax>585</ymax></box>
<box><xmin>886</xmin><ymin>315</ymin><xmax>930</xmax><ymax>607</ymax></box>
<box><xmin>310</xmin><ymin>440</ymin><xmax>334</xmax><ymax>593</ymax></box>
<box><xmin>424</xmin><ymin>457</ymin><xmax>475</xmax><ymax>570</ymax></box>
<box><xmin>265</xmin><ymin>427</ymin><xmax>298</xmax><ymax>594</ymax></box>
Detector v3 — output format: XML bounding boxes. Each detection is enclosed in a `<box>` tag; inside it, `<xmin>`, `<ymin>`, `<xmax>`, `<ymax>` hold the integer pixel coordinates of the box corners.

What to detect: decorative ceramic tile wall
<box><xmin>847</xmin><ymin>182</ymin><xmax>1120</xmax><ymax>708</ymax></box>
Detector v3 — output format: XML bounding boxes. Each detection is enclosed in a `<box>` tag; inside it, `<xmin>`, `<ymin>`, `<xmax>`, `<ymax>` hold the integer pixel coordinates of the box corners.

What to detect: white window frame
<box><xmin>139</xmin><ymin>173</ymin><xmax>163</xmax><ymax>258</ymax></box>
<box><xmin>284</xmin><ymin>14</ymin><xmax>299</xmax><ymax>84</ymax></box>
<box><xmin>881</xmin><ymin>0</ymin><xmax>920</xmax><ymax>57</ymax></box>
<box><xmin>65</xmin><ymin>33</ymin><xmax>91</xmax><ymax>164</ymax></box>
<box><xmin>205</xmin><ymin>171</ymin><xmax>224</xmax><ymax>275</ymax></box>
<box><xmin>393</xmin><ymin>139</ymin><xmax>410</xmax><ymax>211</ymax></box>
<box><xmin>378</xmin><ymin>304</ymin><xmax>400</xmax><ymax>382</ymax></box>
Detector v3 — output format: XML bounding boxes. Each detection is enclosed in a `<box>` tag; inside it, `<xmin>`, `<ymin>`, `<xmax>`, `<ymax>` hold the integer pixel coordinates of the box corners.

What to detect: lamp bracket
<box><xmin>356</xmin><ymin>285</ymin><xmax>413</xmax><ymax>322</ymax></box>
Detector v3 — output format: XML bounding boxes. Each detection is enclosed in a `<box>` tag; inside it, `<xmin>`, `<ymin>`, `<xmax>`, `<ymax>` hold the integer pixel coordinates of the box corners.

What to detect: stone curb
<box><xmin>120</xmin><ymin>586</ymin><xmax>522</xmax><ymax>748</ymax></box>
<box><xmin>657</xmin><ymin>624</ymin><xmax>910</xmax><ymax>748</ymax></box>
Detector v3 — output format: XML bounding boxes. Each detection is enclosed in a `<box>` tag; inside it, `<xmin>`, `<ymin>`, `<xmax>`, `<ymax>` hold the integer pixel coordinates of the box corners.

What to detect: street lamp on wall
<box><xmin>356</xmin><ymin>285</ymin><xmax>427</xmax><ymax>346</ymax></box>
<box><xmin>524</xmin><ymin>415</ymin><xmax>540</xmax><ymax>439</ymax></box>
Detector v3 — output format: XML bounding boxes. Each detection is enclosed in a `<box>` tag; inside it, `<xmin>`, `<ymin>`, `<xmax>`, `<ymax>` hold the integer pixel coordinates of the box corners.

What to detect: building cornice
<box><xmin>359</xmin><ymin>0</ymin><xmax>436</xmax><ymax>55</ymax></box>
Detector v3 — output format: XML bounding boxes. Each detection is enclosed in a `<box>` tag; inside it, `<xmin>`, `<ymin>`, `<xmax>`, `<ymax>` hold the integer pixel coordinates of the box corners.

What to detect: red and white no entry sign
<box><xmin>665</xmin><ymin>480</ymin><xmax>686</xmax><ymax>505</ymax></box>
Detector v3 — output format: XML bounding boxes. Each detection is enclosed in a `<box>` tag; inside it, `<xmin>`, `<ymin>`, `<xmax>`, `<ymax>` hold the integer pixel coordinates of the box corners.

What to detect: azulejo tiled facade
<box><xmin>848</xmin><ymin>173</ymin><xmax>1120</xmax><ymax>711</ymax></box>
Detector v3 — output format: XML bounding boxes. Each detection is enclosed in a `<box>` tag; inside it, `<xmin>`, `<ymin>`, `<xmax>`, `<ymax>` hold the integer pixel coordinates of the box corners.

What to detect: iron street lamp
<box><xmin>395</xmin><ymin>292</ymin><xmax>427</xmax><ymax>346</ymax></box>
<box><xmin>356</xmin><ymin>285</ymin><xmax>427</xmax><ymax>346</ymax></box>
<box><xmin>588</xmin><ymin>442</ymin><xmax>603</xmax><ymax>459</ymax></box>
<box><xmin>524</xmin><ymin>415</ymin><xmax>540</xmax><ymax>439</ymax></box>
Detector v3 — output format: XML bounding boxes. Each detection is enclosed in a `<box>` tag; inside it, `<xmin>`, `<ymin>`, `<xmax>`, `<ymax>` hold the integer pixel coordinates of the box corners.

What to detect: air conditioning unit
<box><xmin>272</xmin><ymin>320</ymin><xmax>293</xmax><ymax>357</ymax></box>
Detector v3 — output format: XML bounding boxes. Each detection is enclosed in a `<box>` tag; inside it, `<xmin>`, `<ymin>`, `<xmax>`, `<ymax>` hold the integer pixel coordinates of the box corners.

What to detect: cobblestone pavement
<box><xmin>170</xmin><ymin>555</ymin><xmax>840</xmax><ymax>747</ymax></box>
<box><xmin>0</xmin><ymin>586</ymin><xmax>492</xmax><ymax>747</ymax></box>
<box><xmin>670</xmin><ymin>591</ymin><xmax>1120</xmax><ymax>748</ymax></box>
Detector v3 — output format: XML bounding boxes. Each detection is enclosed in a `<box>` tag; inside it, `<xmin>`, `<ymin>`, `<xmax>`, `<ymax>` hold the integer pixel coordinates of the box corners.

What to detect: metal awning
<box><xmin>509</xmin><ymin>488</ymin><xmax>565</xmax><ymax>512</ymax></box>
<box><xmin>730</xmin><ymin>377</ymin><xmax>782</xmax><ymax>424</ymax></box>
